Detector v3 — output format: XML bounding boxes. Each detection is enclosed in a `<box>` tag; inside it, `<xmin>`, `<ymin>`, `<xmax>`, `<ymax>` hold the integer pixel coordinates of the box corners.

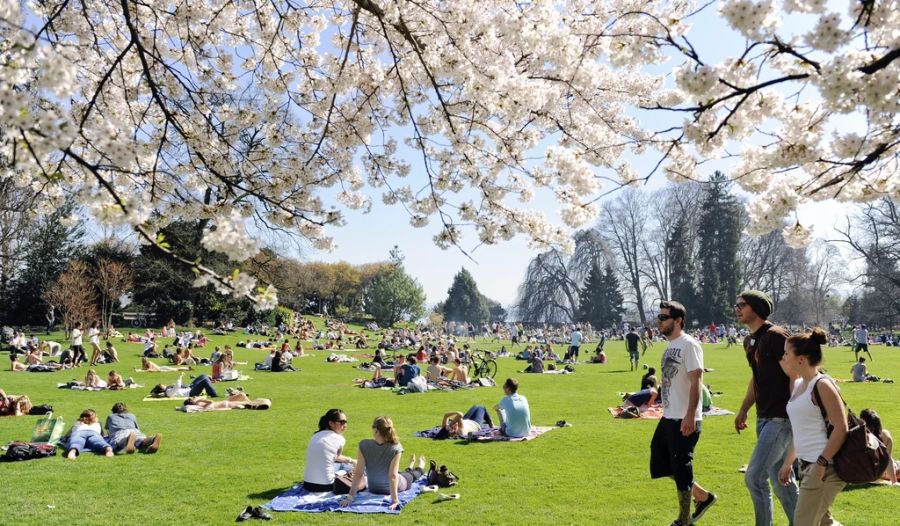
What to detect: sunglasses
<box><xmin>734</xmin><ymin>302</ymin><xmax>749</xmax><ymax>309</ymax></box>
<box><xmin>657</xmin><ymin>314</ymin><xmax>674</xmax><ymax>321</ymax></box>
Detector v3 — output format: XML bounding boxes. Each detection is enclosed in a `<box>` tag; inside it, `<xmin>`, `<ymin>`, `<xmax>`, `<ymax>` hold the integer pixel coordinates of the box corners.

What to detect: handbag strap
<box><xmin>812</xmin><ymin>376</ymin><xmax>853</xmax><ymax>435</ymax></box>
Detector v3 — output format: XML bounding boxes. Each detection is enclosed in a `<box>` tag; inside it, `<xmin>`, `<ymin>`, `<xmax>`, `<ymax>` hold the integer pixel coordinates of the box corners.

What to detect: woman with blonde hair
<box><xmin>65</xmin><ymin>409</ymin><xmax>114</xmax><ymax>459</ymax></box>
<box><xmin>340</xmin><ymin>416</ymin><xmax>427</xmax><ymax>510</ymax></box>
<box><xmin>84</xmin><ymin>368</ymin><xmax>106</xmax><ymax>389</ymax></box>
<box><xmin>777</xmin><ymin>329</ymin><xmax>848</xmax><ymax>526</ymax></box>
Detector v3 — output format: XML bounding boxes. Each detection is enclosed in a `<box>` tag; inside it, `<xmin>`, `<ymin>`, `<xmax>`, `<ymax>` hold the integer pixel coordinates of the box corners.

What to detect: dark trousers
<box><xmin>189</xmin><ymin>375</ymin><xmax>218</xmax><ymax>397</ymax></box>
<box><xmin>650</xmin><ymin>417</ymin><xmax>702</xmax><ymax>491</ymax></box>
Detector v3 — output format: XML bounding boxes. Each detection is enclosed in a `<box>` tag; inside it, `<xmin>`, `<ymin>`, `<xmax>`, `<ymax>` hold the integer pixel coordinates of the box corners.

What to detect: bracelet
<box><xmin>816</xmin><ymin>455</ymin><xmax>829</xmax><ymax>466</ymax></box>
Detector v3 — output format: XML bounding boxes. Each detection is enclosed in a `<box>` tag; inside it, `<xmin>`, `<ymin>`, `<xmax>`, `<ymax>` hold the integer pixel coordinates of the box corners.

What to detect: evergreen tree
<box><xmin>442</xmin><ymin>268</ymin><xmax>490</xmax><ymax>324</ymax></box>
<box><xmin>668</xmin><ymin>214</ymin><xmax>698</xmax><ymax>313</ymax></box>
<box><xmin>576</xmin><ymin>263</ymin><xmax>624</xmax><ymax>328</ymax></box>
<box><xmin>695</xmin><ymin>172</ymin><xmax>743</xmax><ymax>324</ymax></box>
<box><xmin>10</xmin><ymin>201</ymin><xmax>85</xmax><ymax>324</ymax></box>
<box><xmin>364</xmin><ymin>247</ymin><xmax>425</xmax><ymax>326</ymax></box>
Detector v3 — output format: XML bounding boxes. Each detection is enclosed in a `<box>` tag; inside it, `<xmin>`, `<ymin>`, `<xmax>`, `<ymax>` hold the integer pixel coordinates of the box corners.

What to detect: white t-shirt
<box><xmin>88</xmin><ymin>328</ymin><xmax>100</xmax><ymax>345</ymax></box>
<box><xmin>660</xmin><ymin>333</ymin><xmax>704</xmax><ymax>420</ymax></box>
<box><xmin>303</xmin><ymin>430</ymin><xmax>346</xmax><ymax>485</ymax></box>
<box><xmin>71</xmin><ymin>329</ymin><xmax>83</xmax><ymax>346</ymax></box>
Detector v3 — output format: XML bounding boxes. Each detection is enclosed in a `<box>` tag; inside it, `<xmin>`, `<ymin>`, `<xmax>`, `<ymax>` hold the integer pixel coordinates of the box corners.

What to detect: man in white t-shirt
<box><xmin>649</xmin><ymin>300</ymin><xmax>716</xmax><ymax>526</ymax></box>
<box><xmin>70</xmin><ymin>321</ymin><xmax>86</xmax><ymax>366</ymax></box>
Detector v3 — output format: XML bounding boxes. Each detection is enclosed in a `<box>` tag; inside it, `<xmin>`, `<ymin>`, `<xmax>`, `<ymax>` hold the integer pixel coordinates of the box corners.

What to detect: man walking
<box><xmin>625</xmin><ymin>327</ymin><xmax>641</xmax><ymax>371</ymax></box>
<box><xmin>567</xmin><ymin>325</ymin><xmax>583</xmax><ymax>363</ymax></box>
<box><xmin>734</xmin><ymin>290</ymin><xmax>798</xmax><ymax>526</ymax></box>
<box><xmin>650</xmin><ymin>300</ymin><xmax>716</xmax><ymax>526</ymax></box>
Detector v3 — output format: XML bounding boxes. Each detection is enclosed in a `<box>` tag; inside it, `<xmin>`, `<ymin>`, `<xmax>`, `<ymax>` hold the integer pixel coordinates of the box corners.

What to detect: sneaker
<box><xmin>236</xmin><ymin>506</ymin><xmax>253</xmax><ymax>522</ymax></box>
<box><xmin>125</xmin><ymin>432</ymin><xmax>137</xmax><ymax>454</ymax></box>
<box><xmin>251</xmin><ymin>507</ymin><xmax>272</xmax><ymax>521</ymax></box>
<box><xmin>692</xmin><ymin>492</ymin><xmax>717</xmax><ymax>523</ymax></box>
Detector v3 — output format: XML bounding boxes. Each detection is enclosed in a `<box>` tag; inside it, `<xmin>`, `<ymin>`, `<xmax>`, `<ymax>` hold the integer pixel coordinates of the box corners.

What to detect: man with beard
<box><xmin>650</xmin><ymin>300</ymin><xmax>716</xmax><ymax>526</ymax></box>
<box><xmin>734</xmin><ymin>290</ymin><xmax>798</xmax><ymax>526</ymax></box>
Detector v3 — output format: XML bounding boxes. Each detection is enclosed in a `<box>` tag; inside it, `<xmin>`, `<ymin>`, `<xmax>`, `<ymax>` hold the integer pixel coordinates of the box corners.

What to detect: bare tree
<box><xmin>41</xmin><ymin>261</ymin><xmax>99</xmax><ymax>336</ymax></box>
<box><xmin>515</xmin><ymin>250</ymin><xmax>579</xmax><ymax>324</ymax></box>
<box><xmin>598</xmin><ymin>189</ymin><xmax>649</xmax><ymax>325</ymax></box>
<box><xmin>93</xmin><ymin>258</ymin><xmax>133</xmax><ymax>332</ymax></box>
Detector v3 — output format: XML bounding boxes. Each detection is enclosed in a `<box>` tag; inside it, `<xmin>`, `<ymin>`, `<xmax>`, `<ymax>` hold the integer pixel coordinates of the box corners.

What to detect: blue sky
<box><xmin>299</xmin><ymin>1</ymin><xmax>859</xmax><ymax>306</ymax></box>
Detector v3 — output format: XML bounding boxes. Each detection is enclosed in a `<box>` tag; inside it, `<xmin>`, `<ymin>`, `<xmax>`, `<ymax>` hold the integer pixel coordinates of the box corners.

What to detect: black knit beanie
<box><xmin>740</xmin><ymin>290</ymin><xmax>773</xmax><ymax>320</ymax></box>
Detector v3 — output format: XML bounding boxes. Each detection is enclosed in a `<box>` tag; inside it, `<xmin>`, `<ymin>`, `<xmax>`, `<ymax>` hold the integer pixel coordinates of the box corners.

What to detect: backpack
<box><xmin>813</xmin><ymin>377</ymin><xmax>892</xmax><ymax>484</ymax></box>
<box><xmin>426</xmin><ymin>461</ymin><xmax>459</xmax><ymax>487</ymax></box>
<box><xmin>406</xmin><ymin>376</ymin><xmax>428</xmax><ymax>393</ymax></box>
<box><xmin>2</xmin><ymin>441</ymin><xmax>57</xmax><ymax>462</ymax></box>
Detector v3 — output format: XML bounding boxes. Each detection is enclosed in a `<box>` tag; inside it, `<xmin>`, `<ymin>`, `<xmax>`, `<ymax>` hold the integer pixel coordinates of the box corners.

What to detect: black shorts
<box><xmin>650</xmin><ymin>417</ymin><xmax>702</xmax><ymax>491</ymax></box>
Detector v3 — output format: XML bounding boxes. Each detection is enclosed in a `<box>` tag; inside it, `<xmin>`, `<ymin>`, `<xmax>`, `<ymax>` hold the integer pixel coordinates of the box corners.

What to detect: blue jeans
<box><xmin>67</xmin><ymin>430</ymin><xmax>110</xmax><ymax>455</ymax></box>
<box><xmin>746</xmin><ymin>417</ymin><xmax>799</xmax><ymax>526</ymax></box>
<box><xmin>189</xmin><ymin>375</ymin><xmax>218</xmax><ymax>397</ymax></box>
<box><xmin>463</xmin><ymin>405</ymin><xmax>493</xmax><ymax>428</ymax></box>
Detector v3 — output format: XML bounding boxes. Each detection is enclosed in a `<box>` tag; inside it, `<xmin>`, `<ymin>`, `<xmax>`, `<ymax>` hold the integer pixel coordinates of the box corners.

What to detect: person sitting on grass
<box><xmin>494</xmin><ymin>378</ymin><xmax>532</xmax><ymax>439</ymax></box>
<box><xmin>851</xmin><ymin>357</ymin><xmax>878</xmax><ymax>382</ymax></box>
<box><xmin>105</xmin><ymin>402</ymin><xmax>162</xmax><ymax>454</ymax></box>
<box><xmin>270</xmin><ymin>349</ymin><xmax>296</xmax><ymax>372</ymax></box>
<box><xmin>640</xmin><ymin>367</ymin><xmax>659</xmax><ymax>390</ymax></box>
<box><xmin>340</xmin><ymin>416</ymin><xmax>427</xmax><ymax>511</ymax></box>
<box><xmin>64</xmin><ymin>409</ymin><xmax>114</xmax><ymax>459</ymax></box>
<box><xmin>10</xmin><ymin>353</ymin><xmax>28</xmax><ymax>372</ymax></box>
<box><xmin>303</xmin><ymin>409</ymin><xmax>356</xmax><ymax>492</ymax></box>
<box><xmin>426</xmin><ymin>355</ymin><xmax>448</xmax><ymax>382</ymax></box>
<box><xmin>396</xmin><ymin>354</ymin><xmax>420</xmax><ymax>387</ymax></box>
<box><xmin>102</xmin><ymin>341</ymin><xmax>119</xmax><ymax>363</ymax></box>
<box><xmin>84</xmin><ymin>368</ymin><xmax>107</xmax><ymax>389</ymax></box>
<box><xmin>448</xmin><ymin>358</ymin><xmax>469</xmax><ymax>383</ymax></box>
<box><xmin>439</xmin><ymin>405</ymin><xmax>494</xmax><ymax>439</ymax></box>
<box><xmin>294</xmin><ymin>340</ymin><xmax>305</xmax><ymax>357</ymax></box>
<box><xmin>524</xmin><ymin>351</ymin><xmax>545</xmax><ymax>373</ymax></box>
<box><xmin>859</xmin><ymin>408</ymin><xmax>899</xmax><ymax>485</ymax></box>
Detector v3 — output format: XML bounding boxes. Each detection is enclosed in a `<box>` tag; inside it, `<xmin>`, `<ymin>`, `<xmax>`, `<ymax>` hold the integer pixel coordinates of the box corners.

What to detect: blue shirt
<box><xmin>498</xmin><ymin>393</ymin><xmax>531</xmax><ymax>438</ymax></box>
<box><xmin>398</xmin><ymin>364</ymin><xmax>420</xmax><ymax>386</ymax></box>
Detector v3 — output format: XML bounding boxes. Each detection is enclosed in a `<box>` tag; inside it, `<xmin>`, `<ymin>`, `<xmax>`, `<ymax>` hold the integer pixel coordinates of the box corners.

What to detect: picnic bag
<box><xmin>31</xmin><ymin>412</ymin><xmax>66</xmax><ymax>446</ymax></box>
<box><xmin>813</xmin><ymin>378</ymin><xmax>891</xmax><ymax>484</ymax></box>
<box><xmin>2</xmin><ymin>441</ymin><xmax>57</xmax><ymax>462</ymax></box>
<box><xmin>427</xmin><ymin>461</ymin><xmax>459</xmax><ymax>487</ymax></box>
<box><xmin>332</xmin><ymin>472</ymin><xmax>366</xmax><ymax>495</ymax></box>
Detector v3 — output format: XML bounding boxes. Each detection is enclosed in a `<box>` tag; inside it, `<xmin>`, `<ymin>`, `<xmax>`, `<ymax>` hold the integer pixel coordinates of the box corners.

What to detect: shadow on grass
<box><xmin>841</xmin><ymin>482</ymin><xmax>895</xmax><ymax>492</ymax></box>
<box><xmin>247</xmin><ymin>486</ymin><xmax>295</xmax><ymax>500</ymax></box>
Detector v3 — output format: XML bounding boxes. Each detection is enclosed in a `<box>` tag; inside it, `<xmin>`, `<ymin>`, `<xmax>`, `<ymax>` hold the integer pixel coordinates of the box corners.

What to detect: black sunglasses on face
<box><xmin>335</xmin><ymin>419</ymin><xmax>348</xmax><ymax>424</ymax></box>
<box><xmin>734</xmin><ymin>302</ymin><xmax>749</xmax><ymax>309</ymax></box>
<box><xmin>657</xmin><ymin>314</ymin><xmax>674</xmax><ymax>321</ymax></box>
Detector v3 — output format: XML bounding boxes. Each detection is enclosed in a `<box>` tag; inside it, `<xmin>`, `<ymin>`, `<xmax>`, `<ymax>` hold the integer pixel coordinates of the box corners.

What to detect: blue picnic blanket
<box><xmin>262</xmin><ymin>478</ymin><xmax>426</xmax><ymax>514</ymax></box>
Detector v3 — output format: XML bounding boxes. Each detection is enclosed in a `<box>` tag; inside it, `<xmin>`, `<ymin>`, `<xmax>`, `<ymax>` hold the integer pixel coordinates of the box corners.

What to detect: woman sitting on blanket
<box><xmin>860</xmin><ymin>408</ymin><xmax>900</xmax><ymax>485</ymax></box>
<box><xmin>140</xmin><ymin>357</ymin><xmax>189</xmax><ymax>372</ymax></box>
<box><xmin>341</xmin><ymin>416</ymin><xmax>427</xmax><ymax>511</ymax></box>
<box><xmin>439</xmin><ymin>405</ymin><xmax>494</xmax><ymax>439</ymax></box>
<box><xmin>303</xmin><ymin>409</ymin><xmax>357</xmax><ymax>492</ymax></box>
<box><xmin>85</xmin><ymin>368</ymin><xmax>107</xmax><ymax>389</ymax></box>
<box><xmin>64</xmin><ymin>409</ymin><xmax>114</xmax><ymax>459</ymax></box>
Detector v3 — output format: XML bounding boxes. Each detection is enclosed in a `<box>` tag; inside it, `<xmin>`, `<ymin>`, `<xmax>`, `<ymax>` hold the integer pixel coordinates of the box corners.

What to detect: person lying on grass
<box><xmin>181</xmin><ymin>390</ymin><xmax>270</xmax><ymax>410</ymax></box>
<box><xmin>140</xmin><ymin>357</ymin><xmax>190</xmax><ymax>372</ymax></box>
<box><xmin>105</xmin><ymin>402</ymin><xmax>162</xmax><ymax>454</ymax></box>
<box><xmin>621</xmin><ymin>388</ymin><xmax>659</xmax><ymax>411</ymax></box>
<box><xmin>303</xmin><ymin>409</ymin><xmax>357</xmax><ymax>492</ymax></box>
<box><xmin>148</xmin><ymin>373</ymin><xmax>218</xmax><ymax>398</ymax></box>
<box><xmin>84</xmin><ymin>368</ymin><xmax>107</xmax><ymax>389</ymax></box>
<box><xmin>107</xmin><ymin>370</ymin><xmax>135</xmax><ymax>390</ymax></box>
<box><xmin>64</xmin><ymin>409</ymin><xmax>114</xmax><ymax>459</ymax></box>
<box><xmin>340</xmin><ymin>416</ymin><xmax>427</xmax><ymax>511</ymax></box>
<box><xmin>0</xmin><ymin>389</ymin><xmax>32</xmax><ymax>416</ymax></box>
<box><xmin>439</xmin><ymin>405</ymin><xmax>494</xmax><ymax>439</ymax></box>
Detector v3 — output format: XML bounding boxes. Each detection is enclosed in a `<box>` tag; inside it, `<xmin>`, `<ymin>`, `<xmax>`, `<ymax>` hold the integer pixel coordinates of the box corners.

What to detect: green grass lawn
<box><xmin>2</xmin><ymin>323</ymin><xmax>898</xmax><ymax>525</ymax></box>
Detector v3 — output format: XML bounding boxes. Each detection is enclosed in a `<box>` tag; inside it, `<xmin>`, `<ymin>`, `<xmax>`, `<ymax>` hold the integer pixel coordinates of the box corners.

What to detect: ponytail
<box><xmin>372</xmin><ymin>416</ymin><xmax>399</xmax><ymax>444</ymax></box>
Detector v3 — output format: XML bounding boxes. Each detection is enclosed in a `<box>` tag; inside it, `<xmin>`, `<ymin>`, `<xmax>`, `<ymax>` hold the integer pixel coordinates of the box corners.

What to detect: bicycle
<box><xmin>467</xmin><ymin>350</ymin><xmax>498</xmax><ymax>379</ymax></box>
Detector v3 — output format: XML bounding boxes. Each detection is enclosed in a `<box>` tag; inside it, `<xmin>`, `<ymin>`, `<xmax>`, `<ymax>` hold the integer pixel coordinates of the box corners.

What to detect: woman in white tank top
<box><xmin>777</xmin><ymin>329</ymin><xmax>848</xmax><ymax>526</ymax></box>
